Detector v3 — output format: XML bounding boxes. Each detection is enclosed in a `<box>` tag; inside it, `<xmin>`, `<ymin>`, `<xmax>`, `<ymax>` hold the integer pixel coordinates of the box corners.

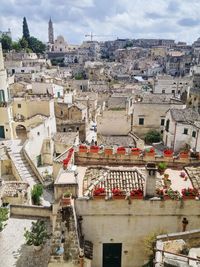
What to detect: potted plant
<box><xmin>31</xmin><ymin>184</ymin><xmax>43</xmax><ymax>205</ymax></box>
<box><xmin>181</xmin><ymin>188</ymin><xmax>198</xmax><ymax>199</ymax></box>
<box><xmin>158</xmin><ymin>162</ymin><xmax>167</xmax><ymax>175</ymax></box>
<box><xmin>117</xmin><ymin>147</ymin><xmax>126</xmax><ymax>155</ymax></box>
<box><xmin>163</xmin><ymin>149</ymin><xmax>173</xmax><ymax>158</ymax></box>
<box><xmin>24</xmin><ymin>220</ymin><xmax>50</xmax><ymax>251</ymax></box>
<box><xmin>62</xmin><ymin>191</ymin><xmax>71</xmax><ymax>205</ymax></box>
<box><xmin>130</xmin><ymin>189</ymin><xmax>143</xmax><ymax>199</ymax></box>
<box><xmin>112</xmin><ymin>188</ymin><xmax>124</xmax><ymax>199</ymax></box>
<box><xmin>93</xmin><ymin>187</ymin><xmax>106</xmax><ymax>198</ymax></box>
<box><xmin>145</xmin><ymin>147</ymin><xmax>155</xmax><ymax>157</ymax></box>
<box><xmin>131</xmin><ymin>148</ymin><xmax>141</xmax><ymax>156</ymax></box>
<box><xmin>164</xmin><ymin>188</ymin><xmax>181</xmax><ymax>200</ymax></box>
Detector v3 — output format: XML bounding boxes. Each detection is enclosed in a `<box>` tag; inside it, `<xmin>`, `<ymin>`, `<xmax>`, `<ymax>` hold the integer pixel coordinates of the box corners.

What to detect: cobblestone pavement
<box><xmin>0</xmin><ymin>218</ymin><xmax>51</xmax><ymax>267</ymax></box>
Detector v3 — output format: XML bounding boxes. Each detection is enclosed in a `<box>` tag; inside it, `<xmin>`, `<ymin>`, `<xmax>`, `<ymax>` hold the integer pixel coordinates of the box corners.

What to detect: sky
<box><xmin>0</xmin><ymin>0</ymin><xmax>200</xmax><ymax>44</ymax></box>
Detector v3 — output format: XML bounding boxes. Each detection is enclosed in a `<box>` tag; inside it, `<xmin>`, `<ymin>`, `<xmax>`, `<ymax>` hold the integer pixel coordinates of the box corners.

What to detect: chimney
<box><xmin>144</xmin><ymin>162</ymin><xmax>157</xmax><ymax>198</ymax></box>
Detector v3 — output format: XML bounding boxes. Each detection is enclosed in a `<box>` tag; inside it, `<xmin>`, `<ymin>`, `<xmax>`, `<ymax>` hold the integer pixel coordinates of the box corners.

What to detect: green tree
<box><xmin>19</xmin><ymin>37</ymin><xmax>28</xmax><ymax>49</ymax></box>
<box><xmin>0</xmin><ymin>34</ymin><xmax>12</xmax><ymax>51</ymax></box>
<box><xmin>31</xmin><ymin>184</ymin><xmax>43</xmax><ymax>205</ymax></box>
<box><xmin>145</xmin><ymin>130</ymin><xmax>161</xmax><ymax>144</ymax></box>
<box><xmin>23</xmin><ymin>17</ymin><xmax>30</xmax><ymax>41</ymax></box>
<box><xmin>12</xmin><ymin>41</ymin><xmax>22</xmax><ymax>52</ymax></box>
<box><xmin>28</xmin><ymin>36</ymin><xmax>46</xmax><ymax>54</ymax></box>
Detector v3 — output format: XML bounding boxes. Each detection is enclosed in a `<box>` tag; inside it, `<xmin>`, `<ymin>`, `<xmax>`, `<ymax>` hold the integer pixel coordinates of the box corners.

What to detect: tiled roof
<box><xmin>170</xmin><ymin>108</ymin><xmax>200</xmax><ymax>123</ymax></box>
<box><xmin>83</xmin><ymin>167</ymin><xmax>145</xmax><ymax>198</ymax></box>
<box><xmin>185</xmin><ymin>166</ymin><xmax>200</xmax><ymax>190</ymax></box>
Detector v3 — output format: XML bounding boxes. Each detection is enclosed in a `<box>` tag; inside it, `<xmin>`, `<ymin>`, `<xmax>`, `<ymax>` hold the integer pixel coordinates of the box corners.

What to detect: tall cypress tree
<box><xmin>23</xmin><ymin>17</ymin><xmax>30</xmax><ymax>41</ymax></box>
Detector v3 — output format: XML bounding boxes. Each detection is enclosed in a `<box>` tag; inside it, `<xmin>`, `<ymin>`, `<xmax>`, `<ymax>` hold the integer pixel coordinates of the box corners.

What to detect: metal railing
<box><xmin>155</xmin><ymin>248</ymin><xmax>200</xmax><ymax>264</ymax></box>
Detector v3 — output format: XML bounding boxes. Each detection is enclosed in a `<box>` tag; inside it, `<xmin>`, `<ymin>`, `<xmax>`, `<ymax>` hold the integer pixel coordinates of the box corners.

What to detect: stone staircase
<box><xmin>6</xmin><ymin>140</ymin><xmax>38</xmax><ymax>187</ymax></box>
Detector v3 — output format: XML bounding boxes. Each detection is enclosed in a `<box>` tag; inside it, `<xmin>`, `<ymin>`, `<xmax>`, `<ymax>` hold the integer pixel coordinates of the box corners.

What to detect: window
<box><xmin>192</xmin><ymin>131</ymin><xmax>196</xmax><ymax>138</ymax></box>
<box><xmin>161</xmin><ymin>119</ymin><xmax>165</xmax><ymax>126</ymax></box>
<box><xmin>161</xmin><ymin>130</ymin><xmax>163</xmax><ymax>134</ymax></box>
<box><xmin>0</xmin><ymin>90</ymin><xmax>5</xmax><ymax>103</ymax></box>
<box><xmin>61</xmin><ymin>110</ymin><xmax>63</xmax><ymax>115</ymax></box>
<box><xmin>162</xmin><ymin>89</ymin><xmax>165</xmax><ymax>94</ymax></box>
<box><xmin>183</xmin><ymin>128</ymin><xmax>188</xmax><ymax>135</ymax></box>
<box><xmin>63</xmin><ymin>128</ymin><xmax>66</xmax><ymax>132</ymax></box>
<box><xmin>37</xmin><ymin>132</ymin><xmax>40</xmax><ymax>136</ymax></box>
<box><xmin>165</xmin><ymin>119</ymin><xmax>170</xmax><ymax>132</ymax></box>
<box><xmin>171</xmin><ymin>90</ymin><xmax>175</xmax><ymax>94</ymax></box>
<box><xmin>139</xmin><ymin>118</ymin><xmax>144</xmax><ymax>125</ymax></box>
<box><xmin>18</xmin><ymin>104</ymin><xmax>21</xmax><ymax>108</ymax></box>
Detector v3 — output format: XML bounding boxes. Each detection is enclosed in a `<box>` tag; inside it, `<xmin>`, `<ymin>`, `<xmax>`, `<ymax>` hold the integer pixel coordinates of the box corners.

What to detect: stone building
<box><xmin>55</xmin><ymin>102</ymin><xmax>88</xmax><ymax>142</ymax></box>
<box><xmin>131</xmin><ymin>94</ymin><xmax>184</xmax><ymax>138</ymax></box>
<box><xmin>163</xmin><ymin>108</ymin><xmax>200</xmax><ymax>152</ymax></box>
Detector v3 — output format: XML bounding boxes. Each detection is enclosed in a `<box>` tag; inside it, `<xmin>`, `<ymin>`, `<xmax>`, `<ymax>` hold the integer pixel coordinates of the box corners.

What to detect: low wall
<box><xmin>10</xmin><ymin>204</ymin><xmax>52</xmax><ymax>218</ymax></box>
<box><xmin>75</xmin><ymin>152</ymin><xmax>197</xmax><ymax>168</ymax></box>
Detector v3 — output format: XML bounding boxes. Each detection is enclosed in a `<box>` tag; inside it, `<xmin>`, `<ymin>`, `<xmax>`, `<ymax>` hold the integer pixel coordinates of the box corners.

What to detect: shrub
<box><xmin>145</xmin><ymin>130</ymin><xmax>161</xmax><ymax>144</ymax></box>
<box><xmin>158</xmin><ymin>162</ymin><xmax>167</xmax><ymax>171</ymax></box>
<box><xmin>0</xmin><ymin>207</ymin><xmax>9</xmax><ymax>232</ymax></box>
<box><xmin>143</xmin><ymin>229</ymin><xmax>166</xmax><ymax>260</ymax></box>
<box><xmin>24</xmin><ymin>220</ymin><xmax>50</xmax><ymax>246</ymax></box>
<box><xmin>31</xmin><ymin>184</ymin><xmax>43</xmax><ymax>205</ymax></box>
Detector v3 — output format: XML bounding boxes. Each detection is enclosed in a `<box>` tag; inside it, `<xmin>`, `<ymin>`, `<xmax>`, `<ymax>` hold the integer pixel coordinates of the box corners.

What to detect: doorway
<box><xmin>0</xmin><ymin>126</ymin><xmax>5</xmax><ymax>138</ymax></box>
<box><xmin>103</xmin><ymin>243</ymin><xmax>122</xmax><ymax>267</ymax></box>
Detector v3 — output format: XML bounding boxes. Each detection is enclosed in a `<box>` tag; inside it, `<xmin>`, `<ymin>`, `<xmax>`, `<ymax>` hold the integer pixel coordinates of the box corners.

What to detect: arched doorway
<box><xmin>16</xmin><ymin>125</ymin><xmax>27</xmax><ymax>143</ymax></box>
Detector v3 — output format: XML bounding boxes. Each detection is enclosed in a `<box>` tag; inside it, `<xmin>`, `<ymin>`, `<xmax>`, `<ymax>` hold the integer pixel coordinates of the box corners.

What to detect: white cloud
<box><xmin>0</xmin><ymin>0</ymin><xmax>200</xmax><ymax>44</ymax></box>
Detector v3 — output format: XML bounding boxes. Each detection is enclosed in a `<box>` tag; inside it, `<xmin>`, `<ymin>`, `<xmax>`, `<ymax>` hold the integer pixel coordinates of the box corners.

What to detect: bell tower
<box><xmin>48</xmin><ymin>18</ymin><xmax>54</xmax><ymax>44</ymax></box>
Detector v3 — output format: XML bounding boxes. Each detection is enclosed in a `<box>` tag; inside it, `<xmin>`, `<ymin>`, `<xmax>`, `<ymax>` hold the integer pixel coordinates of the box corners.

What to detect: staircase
<box><xmin>6</xmin><ymin>140</ymin><xmax>38</xmax><ymax>187</ymax></box>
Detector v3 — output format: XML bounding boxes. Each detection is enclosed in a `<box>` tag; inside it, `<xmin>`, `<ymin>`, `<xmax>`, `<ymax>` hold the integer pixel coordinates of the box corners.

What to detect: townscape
<box><xmin>1</xmin><ymin>12</ymin><xmax>200</xmax><ymax>267</ymax></box>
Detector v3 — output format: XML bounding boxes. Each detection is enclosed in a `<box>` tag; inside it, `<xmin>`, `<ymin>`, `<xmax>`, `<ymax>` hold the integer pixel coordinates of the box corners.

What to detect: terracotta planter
<box><xmin>130</xmin><ymin>195</ymin><xmax>143</xmax><ymax>199</ymax></box>
<box><xmin>117</xmin><ymin>150</ymin><xmax>126</xmax><ymax>155</ymax></box>
<box><xmin>34</xmin><ymin>245</ymin><xmax>42</xmax><ymax>251</ymax></box>
<box><xmin>112</xmin><ymin>195</ymin><xmax>125</xmax><ymax>199</ymax></box>
<box><xmin>90</xmin><ymin>148</ymin><xmax>99</xmax><ymax>153</ymax></box>
<box><xmin>180</xmin><ymin>152</ymin><xmax>189</xmax><ymax>159</ymax></box>
<box><xmin>131</xmin><ymin>151</ymin><xmax>140</xmax><ymax>156</ymax></box>
<box><xmin>104</xmin><ymin>148</ymin><xmax>113</xmax><ymax>155</ymax></box>
<box><xmin>79</xmin><ymin>148</ymin><xmax>88</xmax><ymax>153</ymax></box>
<box><xmin>164</xmin><ymin>195</ymin><xmax>172</xmax><ymax>200</ymax></box>
<box><xmin>61</xmin><ymin>197</ymin><xmax>71</xmax><ymax>205</ymax></box>
<box><xmin>94</xmin><ymin>194</ymin><xmax>106</xmax><ymax>199</ymax></box>
<box><xmin>182</xmin><ymin>195</ymin><xmax>196</xmax><ymax>200</ymax></box>
<box><xmin>145</xmin><ymin>152</ymin><xmax>155</xmax><ymax>158</ymax></box>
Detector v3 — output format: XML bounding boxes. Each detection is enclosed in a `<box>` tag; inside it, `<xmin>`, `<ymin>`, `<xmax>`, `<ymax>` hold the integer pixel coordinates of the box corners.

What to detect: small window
<box><xmin>18</xmin><ymin>104</ymin><xmax>21</xmax><ymax>108</ymax></box>
<box><xmin>139</xmin><ymin>118</ymin><xmax>144</xmax><ymax>125</ymax></box>
<box><xmin>171</xmin><ymin>90</ymin><xmax>175</xmax><ymax>94</ymax></box>
<box><xmin>162</xmin><ymin>89</ymin><xmax>165</xmax><ymax>94</ymax></box>
<box><xmin>192</xmin><ymin>131</ymin><xmax>196</xmax><ymax>138</ymax></box>
<box><xmin>161</xmin><ymin>119</ymin><xmax>165</xmax><ymax>126</ymax></box>
<box><xmin>61</xmin><ymin>110</ymin><xmax>63</xmax><ymax>115</ymax></box>
<box><xmin>37</xmin><ymin>132</ymin><xmax>40</xmax><ymax>136</ymax></box>
<box><xmin>183</xmin><ymin>128</ymin><xmax>188</xmax><ymax>135</ymax></box>
<box><xmin>63</xmin><ymin>128</ymin><xmax>66</xmax><ymax>132</ymax></box>
<box><xmin>161</xmin><ymin>130</ymin><xmax>163</xmax><ymax>134</ymax></box>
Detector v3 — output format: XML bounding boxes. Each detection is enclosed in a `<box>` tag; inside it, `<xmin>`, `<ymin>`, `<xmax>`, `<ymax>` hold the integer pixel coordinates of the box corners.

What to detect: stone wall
<box><xmin>10</xmin><ymin>204</ymin><xmax>52</xmax><ymax>218</ymax></box>
<box><xmin>75</xmin><ymin>198</ymin><xmax>200</xmax><ymax>267</ymax></box>
<box><xmin>75</xmin><ymin>151</ymin><xmax>194</xmax><ymax>168</ymax></box>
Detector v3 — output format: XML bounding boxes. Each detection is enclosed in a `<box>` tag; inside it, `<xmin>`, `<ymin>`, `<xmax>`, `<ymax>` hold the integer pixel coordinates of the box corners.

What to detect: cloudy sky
<box><xmin>0</xmin><ymin>0</ymin><xmax>200</xmax><ymax>44</ymax></box>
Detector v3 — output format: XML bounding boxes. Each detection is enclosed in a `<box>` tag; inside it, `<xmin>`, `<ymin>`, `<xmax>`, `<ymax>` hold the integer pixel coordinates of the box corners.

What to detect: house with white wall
<box><xmin>163</xmin><ymin>108</ymin><xmax>200</xmax><ymax>152</ymax></box>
